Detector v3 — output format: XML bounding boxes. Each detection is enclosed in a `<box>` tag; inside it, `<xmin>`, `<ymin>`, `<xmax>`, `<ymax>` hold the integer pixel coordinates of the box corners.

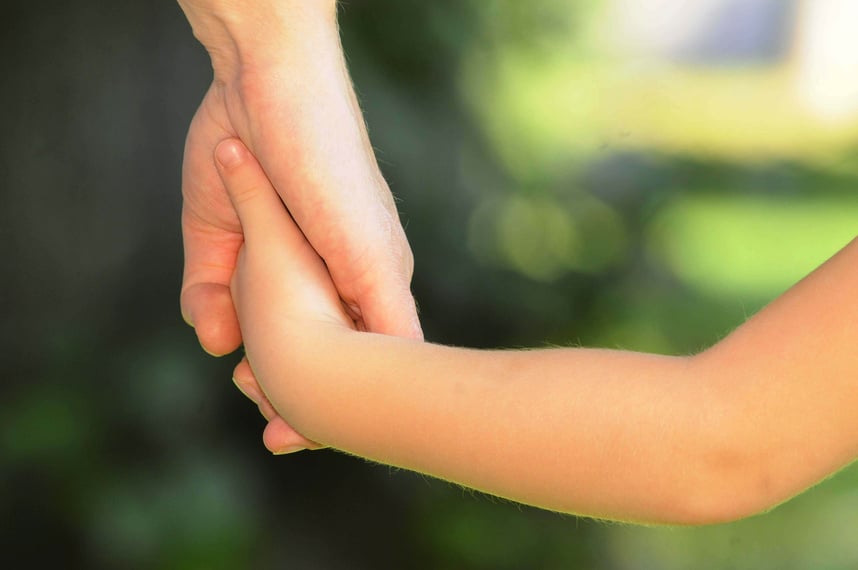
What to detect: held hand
<box><xmin>232</xmin><ymin>357</ymin><xmax>324</xmax><ymax>454</ymax></box>
<box><xmin>214</xmin><ymin>138</ymin><xmax>356</xmax><ymax>450</ymax></box>
<box><xmin>178</xmin><ymin>3</ymin><xmax>421</xmax><ymax>452</ymax></box>
<box><xmin>179</xmin><ymin>86</ymin><xmax>318</xmax><ymax>453</ymax></box>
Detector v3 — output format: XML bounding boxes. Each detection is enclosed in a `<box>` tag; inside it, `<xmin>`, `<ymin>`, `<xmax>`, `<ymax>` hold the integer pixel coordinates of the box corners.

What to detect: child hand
<box><xmin>232</xmin><ymin>356</ymin><xmax>323</xmax><ymax>454</ymax></box>
<box><xmin>214</xmin><ymin>138</ymin><xmax>357</xmax><ymax>451</ymax></box>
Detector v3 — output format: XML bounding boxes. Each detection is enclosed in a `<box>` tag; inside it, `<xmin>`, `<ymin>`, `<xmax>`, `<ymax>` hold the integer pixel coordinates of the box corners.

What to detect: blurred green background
<box><xmin>3</xmin><ymin>0</ymin><xmax>858</xmax><ymax>568</ymax></box>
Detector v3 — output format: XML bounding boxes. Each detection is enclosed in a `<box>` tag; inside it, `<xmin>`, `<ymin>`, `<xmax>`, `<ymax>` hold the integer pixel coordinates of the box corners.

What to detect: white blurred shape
<box><xmin>609</xmin><ymin>0</ymin><xmax>791</xmax><ymax>62</ymax></box>
<box><xmin>610</xmin><ymin>0</ymin><xmax>723</xmax><ymax>58</ymax></box>
<box><xmin>795</xmin><ymin>0</ymin><xmax>858</xmax><ymax>121</ymax></box>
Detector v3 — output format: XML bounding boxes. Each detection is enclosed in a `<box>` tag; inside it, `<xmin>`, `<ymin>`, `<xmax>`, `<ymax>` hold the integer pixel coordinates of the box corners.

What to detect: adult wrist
<box><xmin>178</xmin><ymin>0</ymin><xmax>339</xmax><ymax>81</ymax></box>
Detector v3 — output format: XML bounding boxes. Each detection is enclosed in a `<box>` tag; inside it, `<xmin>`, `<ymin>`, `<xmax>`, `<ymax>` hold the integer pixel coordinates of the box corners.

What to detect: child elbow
<box><xmin>675</xmin><ymin>484</ymin><xmax>769</xmax><ymax>526</ymax></box>
<box><xmin>673</xmin><ymin>444</ymin><xmax>782</xmax><ymax>526</ymax></box>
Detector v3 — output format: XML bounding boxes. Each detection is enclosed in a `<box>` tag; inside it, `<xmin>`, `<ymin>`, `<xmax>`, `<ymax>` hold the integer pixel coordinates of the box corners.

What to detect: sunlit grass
<box><xmin>648</xmin><ymin>193</ymin><xmax>858</xmax><ymax>298</ymax></box>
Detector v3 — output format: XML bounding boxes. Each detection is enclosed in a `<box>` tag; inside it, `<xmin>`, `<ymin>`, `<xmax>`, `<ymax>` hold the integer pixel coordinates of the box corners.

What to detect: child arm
<box><xmin>217</xmin><ymin>138</ymin><xmax>858</xmax><ymax>525</ymax></box>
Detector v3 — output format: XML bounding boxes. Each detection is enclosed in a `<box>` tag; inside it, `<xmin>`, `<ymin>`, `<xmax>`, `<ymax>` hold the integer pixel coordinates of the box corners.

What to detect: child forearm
<box><xmin>260</xmin><ymin>327</ymin><xmax>735</xmax><ymax>525</ymax></box>
<box><xmin>259</xmin><ymin>238</ymin><xmax>858</xmax><ymax>526</ymax></box>
<box><xmin>219</xmin><ymin>132</ymin><xmax>858</xmax><ymax>526</ymax></box>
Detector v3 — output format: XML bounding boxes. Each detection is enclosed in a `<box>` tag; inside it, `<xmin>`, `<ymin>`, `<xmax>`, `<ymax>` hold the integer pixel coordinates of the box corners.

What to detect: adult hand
<box><xmin>178</xmin><ymin>0</ymin><xmax>422</xmax><ymax>451</ymax></box>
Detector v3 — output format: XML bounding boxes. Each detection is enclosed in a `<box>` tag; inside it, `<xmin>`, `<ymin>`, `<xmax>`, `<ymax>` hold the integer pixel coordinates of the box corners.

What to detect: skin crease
<box><xmin>217</xmin><ymin>136</ymin><xmax>858</xmax><ymax>525</ymax></box>
<box><xmin>177</xmin><ymin>0</ymin><xmax>421</xmax><ymax>452</ymax></box>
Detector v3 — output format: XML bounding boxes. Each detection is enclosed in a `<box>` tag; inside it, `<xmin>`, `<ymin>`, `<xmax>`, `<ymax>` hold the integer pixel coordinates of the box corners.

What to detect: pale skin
<box><xmin>216</xmin><ymin>137</ymin><xmax>858</xmax><ymax>526</ymax></box>
<box><xmin>177</xmin><ymin>0</ymin><xmax>421</xmax><ymax>451</ymax></box>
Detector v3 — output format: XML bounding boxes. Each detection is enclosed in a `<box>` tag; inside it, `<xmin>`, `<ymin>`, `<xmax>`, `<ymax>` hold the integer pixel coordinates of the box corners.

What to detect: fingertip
<box><xmin>361</xmin><ymin>287</ymin><xmax>424</xmax><ymax>340</ymax></box>
<box><xmin>232</xmin><ymin>373</ymin><xmax>265</xmax><ymax>407</ymax></box>
<box><xmin>181</xmin><ymin>306</ymin><xmax>195</xmax><ymax>329</ymax></box>
<box><xmin>263</xmin><ymin>417</ymin><xmax>307</xmax><ymax>455</ymax></box>
<box><xmin>232</xmin><ymin>358</ymin><xmax>279</xmax><ymax>420</ymax></box>
<box><xmin>232</xmin><ymin>356</ymin><xmax>253</xmax><ymax>381</ymax></box>
<box><xmin>182</xmin><ymin>282</ymin><xmax>242</xmax><ymax>356</ymax></box>
<box><xmin>197</xmin><ymin>317</ymin><xmax>242</xmax><ymax>356</ymax></box>
<box><xmin>407</xmin><ymin>311</ymin><xmax>424</xmax><ymax>341</ymax></box>
<box><xmin>215</xmin><ymin>138</ymin><xmax>247</xmax><ymax>171</ymax></box>
<box><xmin>212</xmin><ymin>137</ymin><xmax>288</xmax><ymax>245</ymax></box>
<box><xmin>395</xmin><ymin>315</ymin><xmax>424</xmax><ymax>341</ymax></box>
<box><xmin>180</xmin><ymin>287</ymin><xmax>198</xmax><ymax>329</ymax></box>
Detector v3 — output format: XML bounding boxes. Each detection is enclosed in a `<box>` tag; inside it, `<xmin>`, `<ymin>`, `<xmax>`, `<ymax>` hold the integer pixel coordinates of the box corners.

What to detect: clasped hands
<box><xmin>178</xmin><ymin>0</ymin><xmax>421</xmax><ymax>454</ymax></box>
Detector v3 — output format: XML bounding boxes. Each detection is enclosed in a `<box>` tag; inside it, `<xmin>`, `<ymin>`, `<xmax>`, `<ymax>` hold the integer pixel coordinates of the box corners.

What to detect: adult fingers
<box><xmin>181</xmin><ymin>281</ymin><xmax>242</xmax><ymax>356</ymax></box>
<box><xmin>348</xmin><ymin>222</ymin><xmax>422</xmax><ymax>339</ymax></box>
<box><xmin>180</xmin><ymin>178</ymin><xmax>243</xmax><ymax>356</ymax></box>
<box><xmin>180</xmin><ymin>106</ymin><xmax>244</xmax><ymax>356</ymax></box>
<box><xmin>357</xmin><ymin>276</ymin><xmax>423</xmax><ymax>340</ymax></box>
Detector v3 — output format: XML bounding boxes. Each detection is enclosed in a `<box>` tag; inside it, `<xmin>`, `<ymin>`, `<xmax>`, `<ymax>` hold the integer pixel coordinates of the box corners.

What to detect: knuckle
<box><xmin>229</xmin><ymin>182</ymin><xmax>264</xmax><ymax>207</ymax></box>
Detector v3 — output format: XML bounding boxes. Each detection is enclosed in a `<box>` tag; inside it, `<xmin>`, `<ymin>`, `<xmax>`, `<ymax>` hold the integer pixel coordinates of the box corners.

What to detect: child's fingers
<box><xmin>234</xmin><ymin>357</ymin><xmax>325</xmax><ymax>452</ymax></box>
<box><xmin>263</xmin><ymin>416</ymin><xmax>325</xmax><ymax>455</ymax></box>
<box><xmin>232</xmin><ymin>357</ymin><xmax>278</xmax><ymax>421</ymax></box>
<box><xmin>215</xmin><ymin>137</ymin><xmax>351</xmax><ymax>329</ymax></box>
<box><xmin>214</xmin><ymin>138</ymin><xmax>298</xmax><ymax>251</ymax></box>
